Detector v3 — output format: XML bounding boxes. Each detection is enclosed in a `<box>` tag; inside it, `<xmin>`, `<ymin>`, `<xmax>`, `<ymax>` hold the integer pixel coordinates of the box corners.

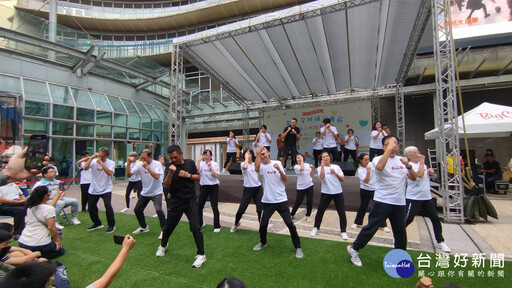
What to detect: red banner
<box><xmin>302</xmin><ymin>109</ymin><xmax>324</xmax><ymax>116</ymax></box>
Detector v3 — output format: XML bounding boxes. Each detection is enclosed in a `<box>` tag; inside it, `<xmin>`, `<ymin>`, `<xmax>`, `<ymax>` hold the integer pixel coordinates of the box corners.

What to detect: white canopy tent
<box><xmin>425</xmin><ymin>102</ymin><xmax>512</xmax><ymax>139</ymax></box>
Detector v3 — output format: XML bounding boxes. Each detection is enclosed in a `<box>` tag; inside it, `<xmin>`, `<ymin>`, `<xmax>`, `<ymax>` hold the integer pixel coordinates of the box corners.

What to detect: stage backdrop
<box><xmin>263</xmin><ymin>101</ymin><xmax>372</xmax><ymax>163</ymax></box>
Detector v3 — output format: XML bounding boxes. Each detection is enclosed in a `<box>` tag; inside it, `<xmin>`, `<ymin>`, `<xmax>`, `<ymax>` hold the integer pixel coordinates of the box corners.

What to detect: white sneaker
<box><xmin>351</xmin><ymin>224</ymin><xmax>361</xmax><ymax>229</ymax></box>
<box><xmin>296</xmin><ymin>248</ymin><xmax>304</xmax><ymax>258</ymax></box>
<box><xmin>253</xmin><ymin>242</ymin><xmax>267</xmax><ymax>250</ymax></box>
<box><xmin>156</xmin><ymin>244</ymin><xmax>168</xmax><ymax>257</ymax></box>
<box><xmin>120</xmin><ymin>207</ymin><xmax>129</xmax><ymax>213</ymax></box>
<box><xmin>70</xmin><ymin>217</ymin><xmax>81</xmax><ymax>225</ymax></box>
<box><xmin>230</xmin><ymin>222</ymin><xmax>240</xmax><ymax>233</ymax></box>
<box><xmin>55</xmin><ymin>223</ymin><xmax>64</xmax><ymax>230</ymax></box>
<box><xmin>347</xmin><ymin>245</ymin><xmax>362</xmax><ymax>267</ymax></box>
<box><xmin>131</xmin><ymin>194</ymin><xmax>136</xmax><ymax>198</ymax></box>
<box><xmin>152</xmin><ymin>214</ymin><xmax>158</xmax><ymax>218</ymax></box>
<box><xmin>192</xmin><ymin>254</ymin><xmax>206</xmax><ymax>268</ymax></box>
<box><xmin>310</xmin><ymin>227</ymin><xmax>318</xmax><ymax>237</ymax></box>
<box><xmin>213</xmin><ymin>228</ymin><xmax>221</xmax><ymax>233</ymax></box>
<box><xmin>133</xmin><ymin>226</ymin><xmax>149</xmax><ymax>234</ymax></box>
<box><xmin>341</xmin><ymin>232</ymin><xmax>349</xmax><ymax>240</ymax></box>
<box><xmin>436</xmin><ymin>242</ymin><xmax>451</xmax><ymax>253</ymax></box>
<box><xmin>380</xmin><ymin>227</ymin><xmax>391</xmax><ymax>233</ymax></box>
<box><xmin>158</xmin><ymin>231</ymin><xmax>163</xmax><ymax>240</ymax></box>
<box><xmin>306</xmin><ymin>216</ymin><xmax>312</xmax><ymax>222</ymax></box>
<box><xmin>201</xmin><ymin>223</ymin><xmax>206</xmax><ymax>228</ymax></box>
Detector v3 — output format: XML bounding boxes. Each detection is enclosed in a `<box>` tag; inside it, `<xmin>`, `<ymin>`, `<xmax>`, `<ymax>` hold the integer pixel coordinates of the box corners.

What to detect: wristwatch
<box><xmin>406</xmin><ymin>165</ymin><xmax>413</xmax><ymax>169</ymax></box>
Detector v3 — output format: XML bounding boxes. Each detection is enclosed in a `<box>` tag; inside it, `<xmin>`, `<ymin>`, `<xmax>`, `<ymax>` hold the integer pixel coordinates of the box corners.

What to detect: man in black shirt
<box><xmin>482</xmin><ymin>152</ymin><xmax>502</xmax><ymax>193</ymax></box>
<box><xmin>281</xmin><ymin>118</ymin><xmax>301</xmax><ymax>168</ymax></box>
<box><xmin>156</xmin><ymin>145</ymin><xmax>206</xmax><ymax>268</ymax></box>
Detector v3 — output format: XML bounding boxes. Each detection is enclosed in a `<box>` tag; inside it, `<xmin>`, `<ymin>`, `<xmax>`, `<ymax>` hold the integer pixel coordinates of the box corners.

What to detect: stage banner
<box><xmin>262</xmin><ymin>101</ymin><xmax>372</xmax><ymax>163</ymax></box>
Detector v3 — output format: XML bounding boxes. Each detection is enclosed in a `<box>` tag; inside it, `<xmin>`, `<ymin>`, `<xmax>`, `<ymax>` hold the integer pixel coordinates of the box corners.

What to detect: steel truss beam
<box><xmin>395</xmin><ymin>84</ymin><xmax>405</xmax><ymax>150</ymax></box>
<box><xmin>431</xmin><ymin>0</ymin><xmax>464</xmax><ymax>223</ymax></box>
<box><xmin>169</xmin><ymin>44</ymin><xmax>184</xmax><ymax>147</ymax></box>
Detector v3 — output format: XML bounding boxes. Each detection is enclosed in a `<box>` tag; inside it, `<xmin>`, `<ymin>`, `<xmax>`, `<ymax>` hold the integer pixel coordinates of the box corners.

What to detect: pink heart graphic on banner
<box><xmin>346</xmin><ymin>124</ymin><xmax>350</xmax><ymax>128</ymax></box>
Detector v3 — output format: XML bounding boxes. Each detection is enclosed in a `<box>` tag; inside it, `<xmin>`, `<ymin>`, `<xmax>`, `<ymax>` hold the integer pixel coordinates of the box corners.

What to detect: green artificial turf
<box><xmin>34</xmin><ymin>212</ymin><xmax>509</xmax><ymax>287</ymax></box>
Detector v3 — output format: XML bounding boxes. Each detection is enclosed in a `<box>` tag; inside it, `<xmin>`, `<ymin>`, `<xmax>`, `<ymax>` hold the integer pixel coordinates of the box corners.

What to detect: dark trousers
<box><xmin>353</xmin><ymin>201</ymin><xmax>407</xmax><ymax>251</ymax></box>
<box><xmin>314</xmin><ymin>193</ymin><xmax>347</xmax><ymax>232</ymax></box>
<box><xmin>354</xmin><ymin>188</ymin><xmax>387</xmax><ymax>228</ymax></box>
<box><xmin>313</xmin><ymin>149</ymin><xmax>323</xmax><ymax>168</ymax></box>
<box><xmin>323</xmin><ymin>147</ymin><xmax>340</xmax><ymax>162</ymax></box>
<box><xmin>290</xmin><ymin>185</ymin><xmax>314</xmax><ymax>217</ymax></box>
<box><xmin>235</xmin><ymin>186</ymin><xmax>262</xmax><ymax>225</ymax></box>
<box><xmin>79</xmin><ymin>183</ymin><xmax>90</xmax><ymax>211</ymax></box>
<box><xmin>161</xmin><ymin>198</ymin><xmax>204</xmax><ymax>255</ymax></box>
<box><xmin>224</xmin><ymin>152</ymin><xmax>237</xmax><ymax>168</ymax></box>
<box><xmin>369</xmin><ymin>148</ymin><xmax>384</xmax><ymax>161</ymax></box>
<box><xmin>405</xmin><ymin>199</ymin><xmax>444</xmax><ymax>243</ymax></box>
<box><xmin>259</xmin><ymin>201</ymin><xmax>301</xmax><ymax>249</ymax></box>
<box><xmin>88</xmin><ymin>192</ymin><xmax>115</xmax><ymax>228</ymax></box>
<box><xmin>125</xmin><ymin>180</ymin><xmax>142</xmax><ymax>208</ymax></box>
<box><xmin>134</xmin><ymin>194</ymin><xmax>166</xmax><ymax>229</ymax></box>
<box><xmin>198</xmin><ymin>184</ymin><xmax>220</xmax><ymax>229</ymax></box>
<box><xmin>485</xmin><ymin>174</ymin><xmax>502</xmax><ymax>191</ymax></box>
<box><xmin>344</xmin><ymin>149</ymin><xmax>357</xmax><ymax>162</ymax></box>
<box><xmin>19</xmin><ymin>240</ymin><xmax>65</xmax><ymax>259</ymax></box>
<box><xmin>0</xmin><ymin>204</ymin><xmax>26</xmax><ymax>236</ymax></box>
<box><xmin>283</xmin><ymin>144</ymin><xmax>298</xmax><ymax>167</ymax></box>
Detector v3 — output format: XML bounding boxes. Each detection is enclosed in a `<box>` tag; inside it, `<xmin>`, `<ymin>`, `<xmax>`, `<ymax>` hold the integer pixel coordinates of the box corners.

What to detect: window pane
<box><xmin>51</xmin><ymin>138</ymin><xmax>73</xmax><ymax>179</ymax></box>
<box><xmin>107</xmin><ymin>95</ymin><xmax>127</xmax><ymax>113</ymax></box>
<box><xmin>153</xmin><ymin>131</ymin><xmax>162</xmax><ymax>142</ymax></box>
<box><xmin>52</xmin><ymin>121</ymin><xmax>73</xmax><ymax>136</ymax></box>
<box><xmin>155</xmin><ymin>107</ymin><xmax>168</xmax><ymax>120</ymax></box>
<box><xmin>96</xmin><ymin>125</ymin><xmax>111</xmax><ymax>138</ymax></box>
<box><xmin>96</xmin><ymin>111</ymin><xmax>112</xmax><ymax>124</ymax></box>
<box><xmin>53</xmin><ymin>104</ymin><xmax>74</xmax><ymax>119</ymax></box>
<box><xmin>76</xmin><ymin>107</ymin><xmax>94</xmax><ymax>122</ymax></box>
<box><xmin>121</xmin><ymin>99</ymin><xmax>139</xmax><ymax>115</ymax></box>
<box><xmin>128</xmin><ymin>129</ymin><xmax>139</xmax><ymax>141</ymax></box>
<box><xmin>113</xmin><ymin>127</ymin><xmax>126</xmax><ymax>139</ymax></box>
<box><xmin>114</xmin><ymin>113</ymin><xmax>127</xmax><ymax>126</ymax></box>
<box><xmin>49</xmin><ymin>84</ymin><xmax>74</xmax><ymax>105</ymax></box>
<box><xmin>153</xmin><ymin>120</ymin><xmax>162</xmax><ymax>131</ymax></box>
<box><xmin>163</xmin><ymin>122</ymin><xmax>169</xmax><ymax>132</ymax></box>
<box><xmin>136</xmin><ymin>102</ymin><xmax>151</xmax><ymax>118</ymax></box>
<box><xmin>141</xmin><ymin>118</ymin><xmax>152</xmax><ymax>129</ymax></box>
<box><xmin>23</xmin><ymin>118</ymin><xmax>48</xmax><ymax>134</ymax></box>
<box><xmin>25</xmin><ymin>101</ymin><xmax>49</xmax><ymax>117</ymax></box>
<box><xmin>71</xmin><ymin>88</ymin><xmax>94</xmax><ymax>108</ymax></box>
<box><xmin>141</xmin><ymin>130</ymin><xmax>152</xmax><ymax>141</ymax></box>
<box><xmin>23</xmin><ymin>79</ymin><xmax>50</xmax><ymax>101</ymax></box>
<box><xmin>128</xmin><ymin>116</ymin><xmax>140</xmax><ymax>128</ymax></box>
<box><xmin>90</xmin><ymin>92</ymin><xmax>112</xmax><ymax>111</ymax></box>
<box><xmin>144</xmin><ymin>104</ymin><xmax>159</xmax><ymax>119</ymax></box>
<box><xmin>76</xmin><ymin>123</ymin><xmax>94</xmax><ymax>137</ymax></box>
<box><xmin>0</xmin><ymin>74</ymin><xmax>21</xmax><ymax>93</ymax></box>
<box><xmin>162</xmin><ymin>131</ymin><xmax>168</xmax><ymax>143</ymax></box>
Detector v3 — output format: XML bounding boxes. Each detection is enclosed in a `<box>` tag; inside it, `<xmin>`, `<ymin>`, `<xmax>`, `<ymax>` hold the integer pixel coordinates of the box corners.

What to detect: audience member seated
<box><xmin>18</xmin><ymin>186</ymin><xmax>65</xmax><ymax>259</ymax></box>
<box><xmin>0</xmin><ymin>261</ymin><xmax>56</xmax><ymax>288</ymax></box>
<box><xmin>0</xmin><ymin>183</ymin><xmax>26</xmax><ymax>239</ymax></box>
<box><xmin>32</xmin><ymin>166</ymin><xmax>81</xmax><ymax>226</ymax></box>
<box><xmin>0</xmin><ymin>230</ymin><xmax>46</xmax><ymax>267</ymax></box>
<box><xmin>481</xmin><ymin>151</ymin><xmax>502</xmax><ymax>193</ymax></box>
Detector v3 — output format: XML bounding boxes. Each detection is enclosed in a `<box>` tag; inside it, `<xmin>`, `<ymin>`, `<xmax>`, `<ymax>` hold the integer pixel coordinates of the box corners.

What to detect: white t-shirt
<box><xmin>259</xmin><ymin>161</ymin><xmax>287</xmax><ymax>203</ymax></box>
<box><xmin>32</xmin><ymin>178</ymin><xmax>60</xmax><ymax>198</ymax></box>
<box><xmin>406</xmin><ymin>162</ymin><xmax>431</xmax><ymax>201</ymax></box>
<box><xmin>344</xmin><ymin>135</ymin><xmax>358</xmax><ymax>150</ymax></box>
<box><xmin>370</xmin><ymin>130</ymin><xmax>387</xmax><ymax>149</ymax></box>
<box><xmin>79</xmin><ymin>162</ymin><xmax>92</xmax><ymax>184</ymax></box>
<box><xmin>0</xmin><ymin>183</ymin><xmax>23</xmax><ymax>200</ymax></box>
<box><xmin>318</xmin><ymin>164</ymin><xmax>343</xmax><ymax>194</ymax></box>
<box><xmin>294</xmin><ymin>164</ymin><xmax>314</xmax><ymax>190</ymax></box>
<box><xmin>312</xmin><ymin>138</ymin><xmax>323</xmax><ymax>150</ymax></box>
<box><xmin>372</xmin><ymin>155</ymin><xmax>408</xmax><ymax>205</ymax></box>
<box><xmin>125</xmin><ymin>161</ymin><xmax>142</xmax><ymax>182</ymax></box>
<box><xmin>131</xmin><ymin>160</ymin><xmax>163</xmax><ymax>197</ymax></box>
<box><xmin>242</xmin><ymin>162</ymin><xmax>261</xmax><ymax>188</ymax></box>
<box><xmin>320</xmin><ymin>125</ymin><xmax>338</xmax><ymax>148</ymax></box>
<box><xmin>19</xmin><ymin>204</ymin><xmax>55</xmax><ymax>246</ymax></box>
<box><xmin>198</xmin><ymin>161</ymin><xmax>220</xmax><ymax>186</ymax></box>
<box><xmin>226</xmin><ymin>138</ymin><xmax>239</xmax><ymax>153</ymax></box>
<box><xmin>256</xmin><ymin>133</ymin><xmax>272</xmax><ymax>147</ymax></box>
<box><xmin>88</xmin><ymin>158</ymin><xmax>115</xmax><ymax>195</ymax></box>
<box><xmin>357</xmin><ymin>163</ymin><xmax>376</xmax><ymax>191</ymax></box>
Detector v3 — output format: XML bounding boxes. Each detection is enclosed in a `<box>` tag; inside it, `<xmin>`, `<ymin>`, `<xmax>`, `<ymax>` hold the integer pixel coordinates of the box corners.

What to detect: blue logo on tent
<box><xmin>383</xmin><ymin>249</ymin><xmax>415</xmax><ymax>278</ymax></box>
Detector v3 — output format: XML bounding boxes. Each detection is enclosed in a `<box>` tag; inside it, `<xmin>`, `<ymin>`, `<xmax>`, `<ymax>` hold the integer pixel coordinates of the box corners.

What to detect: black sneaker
<box><xmin>86</xmin><ymin>224</ymin><xmax>104</xmax><ymax>231</ymax></box>
<box><xmin>106</xmin><ymin>226</ymin><xmax>116</xmax><ymax>233</ymax></box>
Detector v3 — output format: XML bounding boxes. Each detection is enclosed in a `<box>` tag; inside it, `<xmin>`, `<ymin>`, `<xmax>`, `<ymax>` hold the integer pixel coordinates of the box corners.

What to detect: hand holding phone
<box><xmin>25</xmin><ymin>134</ymin><xmax>49</xmax><ymax>170</ymax></box>
<box><xmin>58</xmin><ymin>181</ymin><xmax>65</xmax><ymax>191</ymax></box>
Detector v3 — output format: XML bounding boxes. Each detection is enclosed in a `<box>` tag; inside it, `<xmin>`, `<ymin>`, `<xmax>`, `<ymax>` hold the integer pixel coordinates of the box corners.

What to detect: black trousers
<box><xmin>224</xmin><ymin>152</ymin><xmax>237</xmax><ymax>168</ymax></box>
<box><xmin>198</xmin><ymin>184</ymin><xmax>220</xmax><ymax>229</ymax></box>
<box><xmin>344</xmin><ymin>148</ymin><xmax>357</xmax><ymax>162</ymax></box>
<box><xmin>161</xmin><ymin>198</ymin><xmax>204</xmax><ymax>255</ymax></box>
<box><xmin>0</xmin><ymin>203</ymin><xmax>26</xmax><ymax>236</ymax></box>
<box><xmin>323</xmin><ymin>147</ymin><xmax>340</xmax><ymax>162</ymax></box>
<box><xmin>134</xmin><ymin>194</ymin><xmax>166</xmax><ymax>229</ymax></box>
<box><xmin>354</xmin><ymin>188</ymin><xmax>387</xmax><ymax>228</ymax></box>
<box><xmin>259</xmin><ymin>201</ymin><xmax>301</xmax><ymax>249</ymax></box>
<box><xmin>313</xmin><ymin>149</ymin><xmax>323</xmax><ymax>168</ymax></box>
<box><xmin>290</xmin><ymin>185</ymin><xmax>314</xmax><ymax>217</ymax></box>
<box><xmin>79</xmin><ymin>183</ymin><xmax>90</xmax><ymax>211</ymax></box>
<box><xmin>405</xmin><ymin>199</ymin><xmax>444</xmax><ymax>243</ymax></box>
<box><xmin>235</xmin><ymin>186</ymin><xmax>262</xmax><ymax>225</ymax></box>
<box><xmin>88</xmin><ymin>192</ymin><xmax>115</xmax><ymax>228</ymax></box>
<box><xmin>369</xmin><ymin>148</ymin><xmax>384</xmax><ymax>161</ymax></box>
<box><xmin>125</xmin><ymin>180</ymin><xmax>142</xmax><ymax>208</ymax></box>
<box><xmin>353</xmin><ymin>201</ymin><xmax>407</xmax><ymax>251</ymax></box>
<box><xmin>282</xmin><ymin>144</ymin><xmax>298</xmax><ymax>167</ymax></box>
<box><xmin>314</xmin><ymin>193</ymin><xmax>347</xmax><ymax>233</ymax></box>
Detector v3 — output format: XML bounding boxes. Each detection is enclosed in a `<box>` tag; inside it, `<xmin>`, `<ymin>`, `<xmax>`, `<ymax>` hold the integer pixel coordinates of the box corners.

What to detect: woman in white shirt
<box><xmin>290</xmin><ymin>154</ymin><xmax>314</xmax><ymax>222</ymax></box>
<box><xmin>18</xmin><ymin>186</ymin><xmax>65</xmax><ymax>259</ymax></box>
<box><xmin>342</xmin><ymin>129</ymin><xmax>359</xmax><ymax>162</ymax></box>
<box><xmin>223</xmin><ymin>131</ymin><xmax>239</xmax><ymax>170</ymax></box>
<box><xmin>369</xmin><ymin>121</ymin><xmax>387</xmax><ymax>161</ymax></box>
<box><xmin>352</xmin><ymin>153</ymin><xmax>390</xmax><ymax>232</ymax></box>
<box><xmin>121</xmin><ymin>152</ymin><xmax>142</xmax><ymax>213</ymax></box>
<box><xmin>310</xmin><ymin>152</ymin><xmax>348</xmax><ymax>240</ymax></box>
<box><xmin>231</xmin><ymin>148</ymin><xmax>262</xmax><ymax>232</ymax></box>
<box><xmin>197</xmin><ymin>149</ymin><xmax>221</xmax><ymax>232</ymax></box>
<box><xmin>312</xmin><ymin>132</ymin><xmax>323</xmax><ymax>168</ymax></box>
<box><xmin>76</xmin><ymin>151</ymin><xmax>92</xmax><ymax>212</ymax></box>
